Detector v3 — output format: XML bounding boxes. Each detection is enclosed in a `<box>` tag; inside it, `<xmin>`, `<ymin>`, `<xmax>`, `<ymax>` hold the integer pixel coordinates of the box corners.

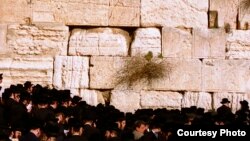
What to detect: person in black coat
<box><xmin>216</xmin><ymin>98</ymin><xmax>234</xmax><ymax>125</ymax></box>
<box><xmin>19</xmin><ymin>119</ymin><xmax>42</xmax><ymax>141</ymax></box>
<box><xmin>64</xmin><ymin>118</ymin><xmax>88</xmax><ymax>141</ymax></box>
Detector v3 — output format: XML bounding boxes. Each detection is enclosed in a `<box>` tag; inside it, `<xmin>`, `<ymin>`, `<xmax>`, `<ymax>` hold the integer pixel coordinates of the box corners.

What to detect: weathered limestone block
<box><xmin>210</xmin><ymin>0</ymin><xmax>238</xmax><ymax>28</ymax></box>
<box><xmin>33</xmin><ymin>0</ymin><xmax>109</xmax><ymax>25</ymax></box>
<box><xmin>90</xmin><ymin>56</ymin><xmax>126</xmax><ymax>89</ymax></box>
<box><xmin>193</xmin><ymin>28</ymin><xmax>226</xmax><ymax>59</ymax></box>
<box><xmin>0</xmin><ymin>0</ymin><xmax>32</xmax><ymax>23</ymax></box>
<box><xmin>109</xmin><ymin>0</ymin><xmax>140</xmax><ymax>26</ymax></box>
<box><xmin>213</xmin><ymin>92</ymin><xmax>249</xmax><ymax>113</ymax></box>
<box><xmin>162</xmin><ymin>27</ymin><xmax>192</xmax><ymax>58</ymax></box>
<box><xmin>80</xmin><ymin>89</ymin><xmax>105</xmax><ymax>106</ymax></box>
<box><xmin>131</xmin><ymin>28</ymin><xmax>161</xmax><ymax>56</ymax></box>
<box><xmin>150</xmin><ymin>59</ymin><xmax>202</xmax><ymax>91</ymax></box>
<box><xmin>110</xmin><ymin>90</ymin><xmax>141</xmax><ymax>112</ymax></box>
<box><xmin>7</xmin><ymin>24</ymin><xmax>69</xmax><ymax>56</ymax></box>
<box><xmin>0</xmin><ymin>57</ymin><xmax>53</xmax><ymax>87</ymax></box>
<box><xmin>69</xmin><ymin>28</ymin><xmax>130</xmax><ymax>56</ymax></box>
<box><xmin>53</xmin><ymin>56</ymin><xmax>89</xmax><ymax>89</ymax></box>
<box><xmin>140</xmin><ymin>91</ymin><xmax>182</xmax><ymax>109</ymax></box>
<box><xmin>141</xmin><ymin>0</ymin><xmax>208</xmax><ymax>28</ymax></box>
<box><xmin>202</xmin><ymin>59</ymin><xmax>250</xmax><ymax>92</ymax></box>
<box><xmin>182</xmin><ymin>92</ymin><xmax>212</xmax><ymax>111</ymax></box>
<box><xmin>226</xmin><ymin>30</ymin><xmax>250</xmax><ymax>59</ymax></box>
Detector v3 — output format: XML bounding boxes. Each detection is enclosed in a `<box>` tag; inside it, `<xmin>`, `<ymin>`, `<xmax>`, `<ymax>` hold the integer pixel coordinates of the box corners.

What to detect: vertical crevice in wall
<box><xmin>139</xmin><ymin>0</ymin><xmax>142</xmax><ymax>27</ymax></box>
<box><xmin>178</xmin><ymin>91</ymin><xmax>185</xmax><ymax>108</ymax></box>
<box><xmin>88</xmin><ymin>56</ymin><xmax>92</xmax><ymax>89</ymax></box>
<box><xmin>210</xmin><ymin>92</ymin><xmax>215</xmax><ymax>112</ymax></box>
<box><xmin>160</xmin><ymin>27</ymin><xmax>163</xmax><ymax>57</ymax></box>
<box><xmin>67</xmin><ymin>27</ymin><xmax>72</xmax><ymax>56</ymax></box>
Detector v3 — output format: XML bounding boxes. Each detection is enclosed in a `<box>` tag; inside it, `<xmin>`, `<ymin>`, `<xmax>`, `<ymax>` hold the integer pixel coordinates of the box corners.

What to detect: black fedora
<box><xmin>220</xmin><ymin>98</ymin><xmax>230</xmax><ymax>104</ymax></box>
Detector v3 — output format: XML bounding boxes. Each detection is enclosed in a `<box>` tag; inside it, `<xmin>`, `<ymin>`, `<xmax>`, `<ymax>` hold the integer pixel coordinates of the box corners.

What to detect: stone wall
<box><xmin>1</xmin><ymin>0</ymin><xmax>250</xmax><ymax>113</ymax></box>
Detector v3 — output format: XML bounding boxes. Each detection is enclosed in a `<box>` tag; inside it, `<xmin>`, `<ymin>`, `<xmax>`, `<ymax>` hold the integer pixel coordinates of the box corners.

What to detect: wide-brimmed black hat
<box><xmin>221</xmin><ymin>98</ymin><xmax>230</xmax><ymax>104</ymax></box>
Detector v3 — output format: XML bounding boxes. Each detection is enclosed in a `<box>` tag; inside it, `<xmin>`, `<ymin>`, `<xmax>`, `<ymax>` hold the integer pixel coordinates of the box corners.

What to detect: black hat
<box><xmin>240</xmin><ymin>100</ymin><xmax>249</xmax><ymax>107</ymax></box>
<box><xmin>24</xmin><ymin>81</ymin><xmax>33</xmax><ymax>88</ymax></box>
<box><xmin>71</xmin><ymin>96</ymin><xmax>82</xmax><ymax>104</ymax></box>
<box><xmin>221</xmin><ymin>98</ymin><xmax>230</xmax><ymax>104</ymax></box>
<box><xmin>68</xmin><ymin>118</ymin><xmax>82</xmax><ymax>128</ymax></box>
<box><xmin>28</xmin><ymin>118</ymin><xmax>43</xmax><ymax>130</ymax></box>
<box><xmin>44</xmin><ymin>120</ymin><xmax>60</xmax><ymax>137</ymax></box>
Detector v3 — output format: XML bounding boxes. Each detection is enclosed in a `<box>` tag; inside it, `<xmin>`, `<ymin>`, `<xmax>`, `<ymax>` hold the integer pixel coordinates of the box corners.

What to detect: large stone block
<box><xmin>109</xmin><ymin>0</ymin><xmax>140</xmax><ymax>26</ymax></box>
<box><xmin>162</xmin><ymin>27</ymin><xmax>192</xmax><ymax>58</ymax></box>
<box><xmin>110</xmin><ymin>90</ymin><xmax>141</xmax><ymax>113</ymax></box>
<box><xmin>90</xmin><ymin>56</ymin><xmax>126</xmax><ymax>89</ymax></box>
<box><xmin>131</xmin><ymin>28</ymin><xmax>161</xmax><ymax>56</ymax></box>
<box><xmin>0</xmin><ymin>57</ymin><xmax>53</xmax><ymax>87</ymax></box>
<box><xmin>150</xmin><ymin>59</ymin><xmax>202</xmax><ymax>91</ymax></box>
<box><xmin>80</xmin><ymin>89</ymin><xmax>105</xmax><ymax>106</ymax></box>
<box><xmin>141</xmin><ymin>0</ymin><xmax>208</xmax><ymax>28</ymax></box>
<box><xmin>140</xmin><ymin>91</ymin><xmax>182</xmax><ymax>109</ymax></box>
<box><xmin>226</xmin><ymin>30</ymin><xmax>250</xmax><ymax>59</ymax></box>
<box><xmin>7</xmin><ymin>24</ymin><xmax>69</xmax><ymax>56</ymax></box>
<box><xmin>202</xmin><ymin>59</ymin><xmax>250</xmax><ymax>92</ymax></box>
<box><xmin>53</xmin><ymin>56</ymin><xmax>89</xmax><ymax>89</ymax></box>
<box><xmin>69</xmin><ymin>28</ymin><xmax>131</xmax><ymax>56</ymax></box>
<box><xmin>182</xmin><ymin>92</ymin><xmax>212</xmax><ymax>111</ymax></box>
<box><xmin>209</xmin><ymin>0</ymin><xmax>238</xmax><ymax>28</ymax></box>
<box><xmin>32</xmin><ymin>0</ymin><xmax>109</xmax><ymax>25</ymax></box>
<box><xmin>193</xmin><ymin>28</ymin><xmax>226</xmax><ymax>59</ymax></box>
<box><xmin>0</xmin><ymin>0</ymin><xmax>32</xmax><ymax>23</ymax></box>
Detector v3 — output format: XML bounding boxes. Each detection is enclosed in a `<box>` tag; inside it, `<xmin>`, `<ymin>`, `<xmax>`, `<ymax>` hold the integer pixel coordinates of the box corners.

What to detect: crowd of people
<box><xmin>0</xmin><ymin>73</ymin><xmax>250</xmax><ymax>141</ymax></box>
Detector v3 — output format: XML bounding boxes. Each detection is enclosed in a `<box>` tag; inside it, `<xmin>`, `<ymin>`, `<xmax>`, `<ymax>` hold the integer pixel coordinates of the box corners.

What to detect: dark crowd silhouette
<box><xmin>0</xmin><ymin>73</ymin><xmax>250</xmax><ymax>141</ymax></box>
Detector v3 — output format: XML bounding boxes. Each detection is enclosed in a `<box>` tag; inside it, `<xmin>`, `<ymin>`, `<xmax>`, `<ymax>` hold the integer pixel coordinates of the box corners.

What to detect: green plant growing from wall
<box><xmin>115</xmin><ymin>51</ymin><xmax>173</xmax><ymax>87</ymax></box>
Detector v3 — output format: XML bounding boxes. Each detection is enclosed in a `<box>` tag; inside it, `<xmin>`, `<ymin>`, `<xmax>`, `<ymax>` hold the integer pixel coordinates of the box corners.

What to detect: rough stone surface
<box><xmin>182</xmin><ymin>92</ymin><xmax>212</xmax><ymax>111</ymax></box>
<box><xmin>109</xmin><ymin>0</ymin><xmax>140</xmax><ymax>26</ymax></box>
<box><xmin>0</xmin><ymin>24</ymin><xmax>7</xmax><ymax>54</ymax></box>
<box><xmin>193</xmin><ymin>28</ymin><xmax>226</xmax><ymax>59</ymax></box>
<box><xmin>0</xmin><ymin>57</ymin><xmax>53</xmax><ymax>87</ymax></box>
<box><xmin>141</xmin><ymin>0</ymin><xmax>208</xmax><ymax>28</ymax></box>
<box><xmin>7</xmin><ymin>24</ymin><xmax>69</xmax><ymax>56</ymax></box>
<box><xmin>0</xmin><ymin>0</ymin><xmax>32</xmax><ymax>23</ymax></box>
<box><xmin>202</xmin><ymin>59</ymin><xmax>250</xmax><ymax>92</ymax></box>
<box><xmin>53</xmin><ymin>56</ymin><xmax>89</xmax><ymax>89</ymax></box>
<box><xmin>162</xmin><ymin>27</ymin><xmax>192</xmax><ymax>58</ymax></box>
<box><xmin>32</xmin><ymin>0</ymin><xmax>140</xmax><ymax>26</ymax></box>
<box><xmin>210</xmin><ymin>0</ymin><xmax>238</xmax><ymax>28</ymax></box>
<box><xmin>150</xmin><ymin>59</ymin><xmax>202</xmax><ymax>91</ymax></box>
<box><xmin>226</xmin><ymin>30</ymin><xmax>250</xmax><ymax>59</ymax></box>
<box><xmin>131</xmin><ymin>28</ymin><xmax>161</xmax><ymax>56</ymax></box>
<box><xmin>32</xmin><ymin>0</ymin><xmax>109</xmax><ymax>25</ymax></box>
<box><xmin>110</xmin><ymin>90</ymin><xmax>141</xmax><ymax>113</ymax></box>
<box><xmin>80</xmin><ymin>89</ymin><xmax>105</xmax><ymax>106</ymax></box>
<box><xmin>69</xmin><ymin>28</ymin><xmax>131</xmax><ymax>56</ymax></box>
<box><xmin>90</xmin><ymin>56</ymin><xmax>126</xmax><ymax>89</ymax></box>
<box><xmin>140</xmin><ymin>91</ymin><xmax>182</xmax><ymax>109</ymax></box>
